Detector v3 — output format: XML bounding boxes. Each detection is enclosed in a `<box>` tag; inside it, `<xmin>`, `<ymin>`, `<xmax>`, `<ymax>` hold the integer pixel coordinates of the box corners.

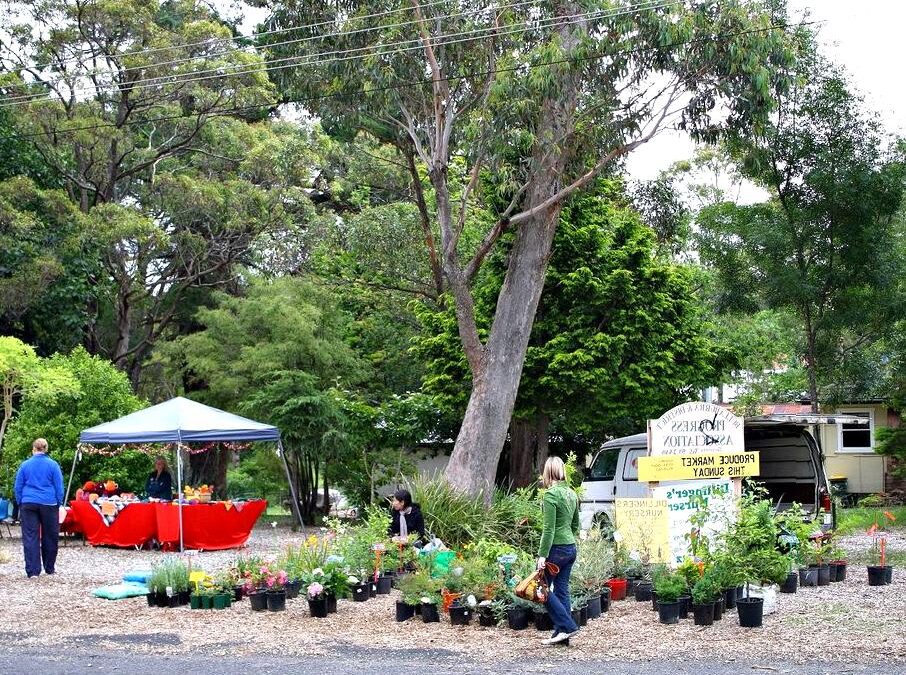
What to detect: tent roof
<box><xmin>79</xmin><ymin>396</ymin><xmax>280</xmax><ymax>444</ymax></box>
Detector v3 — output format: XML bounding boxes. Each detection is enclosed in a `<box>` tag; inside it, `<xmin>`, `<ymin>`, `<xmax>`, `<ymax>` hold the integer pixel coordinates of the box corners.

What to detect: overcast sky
<box><xmin>627</xmin><ymin>0</ymin><xmax>905</xmax><ymax>180</ymax></box>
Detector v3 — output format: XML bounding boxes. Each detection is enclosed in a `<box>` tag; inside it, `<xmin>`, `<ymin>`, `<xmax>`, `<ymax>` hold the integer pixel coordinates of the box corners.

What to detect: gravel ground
<box><xmin>0</xmin><ymin>525</ymin><xmax>904</xmax><ymax>666</ymax></box>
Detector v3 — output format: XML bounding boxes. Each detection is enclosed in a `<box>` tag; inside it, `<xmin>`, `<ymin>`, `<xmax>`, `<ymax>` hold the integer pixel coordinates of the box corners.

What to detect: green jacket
<box><xmin>537</xmin><ymin>483</ymin><xmax>580</xmax><ymax>557</ymax></box>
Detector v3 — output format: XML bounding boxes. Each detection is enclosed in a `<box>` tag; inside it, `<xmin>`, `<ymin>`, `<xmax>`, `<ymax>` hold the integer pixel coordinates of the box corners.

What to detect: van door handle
<box><xmin>612</xmin><ymin>486</ymin><xmax>617</xmax><ymax>495</ymax></box>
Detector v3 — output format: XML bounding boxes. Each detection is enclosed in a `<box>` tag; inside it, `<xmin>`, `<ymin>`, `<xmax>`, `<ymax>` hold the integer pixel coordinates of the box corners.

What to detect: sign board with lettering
<box><xmin>614</xmin><ymin>498</ymin><xmax>670</xmax><ymax>564</ymax></box>
<box><xmin>651</xmin><ymin>479</ymin><xmax>735</xmax><ymax>564</ymax></box>
<box><xmin>648</xmin><ymin>402</ymin><xmax>744</xmax><ymax>456</ymax></box>
<box><xmin>637</xmin><ymin>451</ymin><xmax>759</xmax><ymax>482</ymax></box>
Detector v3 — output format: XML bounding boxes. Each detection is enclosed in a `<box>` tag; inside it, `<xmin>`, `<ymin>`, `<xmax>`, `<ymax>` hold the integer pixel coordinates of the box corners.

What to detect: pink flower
<box><xmin>277</xmin><ymin>570</ymin><xmax>288</xmax><ymax>585</ymax></box>
<box><xmin>308</xmin><ymin>582</ymin><xmax>324</xmax><ymax>598</ymax></box>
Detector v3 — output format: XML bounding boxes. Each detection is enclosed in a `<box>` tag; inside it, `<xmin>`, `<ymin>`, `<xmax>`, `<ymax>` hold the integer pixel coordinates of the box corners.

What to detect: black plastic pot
<box><xmin>693</xmin><ymin>601</ymin><xmax>715</xmax><ymax>626</ymax></box>
<box><xmin>449</xmin><ymin>603</ymin><xmax>473</xmax><ymax>626</ymax></box>
<box><xmin>832</xmin><ymin>561</ymin><xmax>848</xmax><ymax>582</ymax></box>
<box><xmin>780</xmin><ymin>571</ymin><xmax>798</xmax><ymax>594</ymax></box>
<box><xmin>178</xmin><ymin>590</ymin><xmax>191</xmax><ymax>605</ymax></box>
<box><xmin>308</xmin><ymin>597</ymin><xmax>328</xmax><ymax>618</ymax></box>
<box><xmin>737</xmin><ymin>597</ymin><xmax>764</xmax><ymax>628</ymax></box>
<box><xmin>677</xmin><ymin>595</ymin><xmax>691</xmax><ymax>619</ymax></box>
<box><xmin>369</xmin><ymin>581</ymin><xmax>377</xmax><ymax>598</ymax></box>
<box><xmin>817</xmin><ymin>564</ymin><xmax>830</xmax><ymax>586</ymax></box>
<box><xmin>533</xmin><ymin>609</ymin><xmax>554</xmax><ymax>631</ymax></box>
<box><xmin>627</xmin><ymin>575</ymin><xmax>640</xmax><ymax>596</ymax></box>
<box><xmin>799</xmin><ymin>567</ymin><xmax>817</xmax><ymax>587</ymax></box>
<box><xmin>352</xmin><ymin>582</ymin><xmax>370</xmax><ymax>602</ymax></box>
<box><xmin>249</xmin><ymin>591</ymin><xmax>267</xmax><ymax>612</ymax></box>
<box><xmin>599</xmin><ymin>587</ymin><xmax>611</xmax><ymax>613</ymax></box>
<box><xmin>396</xmin><ymin>600</ymin><xmax>417</xmax><ymax>622</ymax></box>
<box><xmin>376</xmin><ymin>575</ymin><xmax>393</xmax><ymax>595</ymax></box>
<box><xmin>422</xmin><ymin>602</ymin><xmax>440</xmax><ymax>623</ymax></box>
<box><xmin>713</xmin><ymin>594</ymin><xmax>725</xmax><ymax>620</ymax></box>
<box><xmin>579</xmin><ymin>605</ymin><xmax>588</xmax><ymax>626</ymax></box>
<box><xmin>886</xmin><ymin>565</ymin><xmax>893</xmax><ymax>584</ymax></box>
<box><xmin>651</xmin><ymin>590</ymin><xmax>658</xmax><ymax>611</ymax></box>
<box><xmin>267</xmin><ymin>590</ymin><xmax>286</xmax><ymax>612</ymax></box>
<box><xmin>723</xmin><ymin>587</ymin><xmax>737</xmax><ymax>610</ymax></box>
<box><xmin>828</xmin><ymin>563</ymin><xmax>840</xmax><ymax>582</ymax></box>
<box><xmin>233</xmin><ymin>585</ymin><xmax>244</xmax><ymax>601</ymax></box>
<box><xmin>285</xmin><ymin>580</ymin><xmax>300</xmax><ymax>600</ymax></box>
<box><xmin>478</xmin><ymin>607</ymin><xmax>496</xmax><ymax>627</ymax></box>
<box><xmin>657</xmin><ymin>600</ymin><xmax>681</xmax><ymax>625</ymax></box>
<box><xmin>326</xmin><ymin>592</ymin><xmax>337</xmax><ymax>614</ymax></box>
<box><xmin>867</xmin><ymin>565</ymin><xmax>889</xmax><ymax>586</ymax></box>
<box><xmin>634</xmin><ymin>580</ymin><xmax>653</xmax><ymax>602</ymax></box>
<box><xmin>146</xmin><ymin>593</ymin><xmax>156</xmax><ymax>607</ymax></box>
<box><xmin>586</xmin><ymin>594</ymin><xmax>602</xmax><ymax>619</ymax></box>
<box><xmin>571</xmin><ymin>608</ymin><xmax>581</xmax><ymax>627</ymax></box>
<box><xmin>507</xmin><ymin>606</ymin><xmax>530</xmax><ymax>630</ymax></box>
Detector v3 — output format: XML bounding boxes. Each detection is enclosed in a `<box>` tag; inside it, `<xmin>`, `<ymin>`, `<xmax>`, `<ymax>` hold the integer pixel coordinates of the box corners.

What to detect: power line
<box><xmin>2</xmin><ymin>0</ymin><xmax>548</xmax><ymax>92</ymax></box>
<box><xmin>0</xmin><ymin>20</ymin><xmax>818</xmax><ymax>143</ymax></box>
<box><xmin>0</xmin><ymin>0</ymin><xmax>677</xmax><ymax>110</ymax></box>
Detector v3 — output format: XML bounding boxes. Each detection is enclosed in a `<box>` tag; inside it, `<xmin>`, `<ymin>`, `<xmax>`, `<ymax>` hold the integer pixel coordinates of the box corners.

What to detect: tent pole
<box><xmin>176</xmin><ymin>440</ymin><xmax>184</xmax><ymax>553</ymax></box>
<box><xmin>64</xmin><ymin>445</ymin><xmax>81</xmax><ymax>504</ymax></box>
<box><xmin>278</xmin><ymin>439</ymin><xmax>304</xmax><ymax>529</ymax></box>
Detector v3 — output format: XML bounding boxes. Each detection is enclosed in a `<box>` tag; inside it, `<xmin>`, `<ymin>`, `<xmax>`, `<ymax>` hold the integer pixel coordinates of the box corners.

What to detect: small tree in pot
<box><xmin>654</xmin><ymin>571</ymin><xmax>686</xmax><ymax>625</ymax></box>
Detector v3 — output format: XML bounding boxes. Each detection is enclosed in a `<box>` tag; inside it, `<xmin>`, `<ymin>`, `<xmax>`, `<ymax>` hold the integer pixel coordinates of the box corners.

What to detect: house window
<box><xmin>837</xmin><ymin>411</ymin><xmax>873</xmax><ymax>453</ymax></box>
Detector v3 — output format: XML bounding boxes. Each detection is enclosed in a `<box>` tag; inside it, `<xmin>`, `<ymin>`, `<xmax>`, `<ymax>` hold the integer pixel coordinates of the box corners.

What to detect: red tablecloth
<box><xmin>69</xmin><ymin>500</ymin><xmax>267</xmax><ymax>550</ymax></box>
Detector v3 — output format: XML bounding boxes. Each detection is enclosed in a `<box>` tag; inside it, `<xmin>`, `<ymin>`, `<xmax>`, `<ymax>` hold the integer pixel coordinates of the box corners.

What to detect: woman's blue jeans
<box><xmin>544</xmin><ymin>543</ymin><xmax>578</xmax><ymax>634</ymax></box>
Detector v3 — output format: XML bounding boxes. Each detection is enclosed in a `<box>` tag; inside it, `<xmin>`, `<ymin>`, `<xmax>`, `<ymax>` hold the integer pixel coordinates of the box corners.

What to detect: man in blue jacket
<box><xmin>14</xmin><ymin>438</ymin><xmax>64</xmax><ymax>577</ymax></box>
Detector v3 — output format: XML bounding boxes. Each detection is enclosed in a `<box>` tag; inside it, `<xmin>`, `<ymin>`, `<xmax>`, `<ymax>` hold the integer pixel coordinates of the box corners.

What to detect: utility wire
<box><xmin>0</xmin><ymin>20</ymin><xmax>818</xmax><ymax>143</ymax></box>
<box><xmin>0</xmin><ymin>0</ymin><xmax>676</xmax><ymax>109</ymax></box>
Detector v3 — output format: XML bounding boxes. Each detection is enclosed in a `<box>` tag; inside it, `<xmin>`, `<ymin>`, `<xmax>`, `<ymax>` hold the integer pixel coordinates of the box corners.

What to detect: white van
<box><xmin>579</xmin><ymin>414</ymin><xmax>852</xmax><ymax>531</ymax></box>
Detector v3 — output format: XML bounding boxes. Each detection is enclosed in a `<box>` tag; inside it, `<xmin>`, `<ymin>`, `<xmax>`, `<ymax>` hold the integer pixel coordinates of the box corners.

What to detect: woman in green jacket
<box><xmin>537</xmin><ymin>456</ymin><xmax>580</xmax><ymax>645</ymax></box>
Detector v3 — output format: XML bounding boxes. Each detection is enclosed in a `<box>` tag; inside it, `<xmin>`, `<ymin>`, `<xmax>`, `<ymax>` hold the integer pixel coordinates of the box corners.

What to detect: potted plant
<box><xmin>606</xmin><ymin>547</ymin><xmax>630</xmax><ymax>601</ymax></box>
<box><xmin>478</xmin><ymin>599</ymin><xmax>500</xmax><ymax>627</ymax></box>
<box><xmin>319</xmin><ymin>563</ymin><xmax>350</xmax><ymax>613</ymax></box>
<box><xmin>264</xmin><ymin>567</ymin><xmax>289</xmax><ymax>612</ymax></box>
<box><xmin>867</xmin><ymin>511</ymin><xmax>896</xmax><ymax>586</ymax></box>
<box><xmin>305</xmin><ymin>581</ymin><xmax>328</xmax><ymax>617</ymax></box>
<box><xmin>654</xmin><ymin>571</ymin><xmax>685</xmax><ymax>625</ymax></box>
<box><xmin>826</xmin><ymin>542</ymin><xmax>848</xmax><ymax>582</ymax></box>
<box><xmin>505</xmin><ymin>594</ymin><xmax>534</xmax><ymax>630</ymax></box>
<box><xmin>691</xmin><ymin>571</ymin><xmax>720</xmax><ymax>626</ymax></box>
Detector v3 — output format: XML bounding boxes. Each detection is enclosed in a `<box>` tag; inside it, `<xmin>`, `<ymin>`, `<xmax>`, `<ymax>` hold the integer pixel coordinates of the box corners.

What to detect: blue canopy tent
<box><xmin>72</xmin><ymin>397</ymin><xmax>303</xmax><ymax>549</ymax></box>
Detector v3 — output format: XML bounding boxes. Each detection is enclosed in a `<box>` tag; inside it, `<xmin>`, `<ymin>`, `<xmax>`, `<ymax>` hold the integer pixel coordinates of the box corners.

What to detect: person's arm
<box><xmin>537</xmin><ymin>490</ymin><xmax>557</xmax><ymax>558</ymax></box>
<box><xmin>160</xmin><ymin>472</ymin><xmax>172</xmax><ymax>498</ymax></box>
<box><xmin>571</xmin><ymin>490</ymin><xmax>580</xmax><ymax>538</ymax></box>
<box><xmin>14</xmin><ymin>466</ymin><xmax>24</xmax><ymax>505</ymax></box>
<box><xmin>411</xmin><ymin>510</ymin><xmax>425</xmax><ymax>538</ymax></box>
<box><xmin>54</xmin><ymin>463</ymin><xmax>64</xmax><ymax>506</ymax></box>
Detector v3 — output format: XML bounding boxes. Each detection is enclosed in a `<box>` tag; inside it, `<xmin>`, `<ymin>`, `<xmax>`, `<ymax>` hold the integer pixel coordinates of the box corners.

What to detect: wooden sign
<box><xmin>637</xmin><ymin>451</ymin><xmax>760</xmax><ymax>482</ymax></box>
<box><xmin>614</xmin><ymin>498</ymin><xmax>670</xmax><ymax>563</ymax></box>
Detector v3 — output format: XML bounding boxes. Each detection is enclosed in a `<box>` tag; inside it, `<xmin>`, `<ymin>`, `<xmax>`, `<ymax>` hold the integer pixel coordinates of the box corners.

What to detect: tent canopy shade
<box><xmin>78</xmin><ymin>396</ymin><xmax>280</xmax><ymax>444</ymax></box>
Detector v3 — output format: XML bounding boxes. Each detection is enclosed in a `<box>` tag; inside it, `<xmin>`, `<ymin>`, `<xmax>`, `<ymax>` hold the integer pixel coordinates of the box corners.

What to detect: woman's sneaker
<box><xmin>547</xmin><ymin>629</ymin><xmax>579</xmax><ymax>644</ymax></box>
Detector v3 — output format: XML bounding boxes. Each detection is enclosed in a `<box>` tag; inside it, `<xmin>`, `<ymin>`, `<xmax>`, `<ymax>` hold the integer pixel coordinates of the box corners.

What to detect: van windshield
<box><xmin>589</xmin><ymin>447</ymin><xmax>620</xmax><ymax>480</ymax></box>
<box><xmin>746</xmin><ymin>426</ymin><xmax>819</xmax><ymax>510</ymax></box>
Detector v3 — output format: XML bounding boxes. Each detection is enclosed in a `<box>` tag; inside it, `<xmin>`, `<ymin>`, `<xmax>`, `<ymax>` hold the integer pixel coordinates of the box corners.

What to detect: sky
<box><xmin>627</xmin><ymin>0</ymin><xmax>906</xmax><ymax>180</ymax></box>
<box><xmin>224</xmin><ymin>0</ymin><xmax>905</xmax><ymax>182</ymax></box>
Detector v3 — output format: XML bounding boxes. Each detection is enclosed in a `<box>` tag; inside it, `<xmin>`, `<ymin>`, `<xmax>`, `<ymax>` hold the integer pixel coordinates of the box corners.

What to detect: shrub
<box><xmin>654</xmin><ymin>571</ymin><xmax>686</xmax><ymax>603</ymax></box>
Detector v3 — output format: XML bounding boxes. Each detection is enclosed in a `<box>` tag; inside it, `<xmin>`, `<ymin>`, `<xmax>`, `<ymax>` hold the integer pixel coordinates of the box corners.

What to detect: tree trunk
<box><xmin>183</xmin><ymin>446</ymin><xmax>230</xmax><ymax>499</ymax></box>
<box><xmin>508</xmin><ymin>413</ymin><xmax>550</xmax><ymax>488</ymax></box>
<box><xmin>444</xmin><ymin>4</ymin><xmax>581</xmax><ymax>494</ymax></box>
<box><xmin>804</xmin><ymin>314</ymin><xmax>819</xmax><ymax>413</ymax></box>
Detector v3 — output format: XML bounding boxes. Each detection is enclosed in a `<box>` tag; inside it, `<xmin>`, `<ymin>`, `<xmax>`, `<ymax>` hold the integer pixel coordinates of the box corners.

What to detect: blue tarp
<box><xmin>79</xmin><ymin>396</ymin><xmax>280</xmax><ymax>444</ymax></box>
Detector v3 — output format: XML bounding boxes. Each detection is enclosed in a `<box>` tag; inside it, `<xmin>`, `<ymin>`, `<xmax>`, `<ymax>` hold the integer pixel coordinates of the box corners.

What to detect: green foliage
<box><xmin>408</xmin><ymin>474</ymin><xmax>542</xmax><ymax>551</ymax></box>
<box><xmin>395</xmin><ymin>567</ymin><xmax>442</xmax><ymax>605</ymax></box>
<box><xmin>691</xmin><ymin>570</ymin><xmax>722</xmax><ymax>604</ymax></box>
<box><xmin>225</xmin><ymin>446</ymin><xmax>286</xmax><ymax>501</ymax></box>
<box><xmin>2</xmin><ymin>346</ymin><xmax>143</xmax><ymax>494</ymax></box>
<box><xmin>876</xmin><ymin>428</ymin><xmax>906</xmax><ymax>479</ymax></box>
<box><xmin>149</xmin><ymin>557</ymin><xmax>189</xmax><ymax>594</ymax></box>
<box><xmin>653</xmin><ymin>571</ymin><xmax>687</xmax><ymax>603</ymax></box>
<box><xmin>573</xmin><ymin>528</ymin><xmax>615</xmax><ymax>593</ymax></box>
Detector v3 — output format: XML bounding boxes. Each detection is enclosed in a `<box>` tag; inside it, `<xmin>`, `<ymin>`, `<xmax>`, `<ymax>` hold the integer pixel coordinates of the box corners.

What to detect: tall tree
<box><xmin>0</xmin><ymin>0</ymin><xmax>281</xmax><ymax>383</ymax></box>
<box><xmin>262</xmin><ymin>0</ymin><xmax>803</xmax><ymax>492</ymax></box>
<box><xmin>697</xmin><ymin>53</ymin><xmax>906</xmax><ymax>411</ymax></box>
<box><xmin>415</xmin><ymin>183</ymin><xmax>730</xmax><ymax>485</ymax></box>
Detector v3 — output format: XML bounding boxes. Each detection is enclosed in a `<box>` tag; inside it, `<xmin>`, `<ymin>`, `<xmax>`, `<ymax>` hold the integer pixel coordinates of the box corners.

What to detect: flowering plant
<box><xmin>867</xmin><ymin>511</ymin><xmax>897</xmax><ymax>566</ymax></box>
<box><xmin>266</xmin><ymin>568</ymin><xmax>289</xmax><ymax>591</ymax></box>
<box><xmin>307</xmin><ymin>581</ymin><xmax>325</xmax><ymax>599</ymax></box>
<box><xmin>241</xmin><ymin>561</ymin><xmax>270</xmax><ymax>593</ymax></box>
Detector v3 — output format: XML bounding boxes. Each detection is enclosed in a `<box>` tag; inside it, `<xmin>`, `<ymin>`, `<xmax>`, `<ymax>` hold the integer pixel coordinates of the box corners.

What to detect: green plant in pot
<box><xmin>654</xmin><ymin>571</ymin><xmax>686</xmax><ymax>625</ymax></box>
<box><xmin>691</xmin><ymin>571</ymin><xmax>721</xmax><ymax>626</ymax></box>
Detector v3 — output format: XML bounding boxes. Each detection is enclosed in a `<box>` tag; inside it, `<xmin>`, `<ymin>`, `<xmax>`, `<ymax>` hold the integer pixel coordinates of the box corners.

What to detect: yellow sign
<box><xmin>637</xmin><ymin>451</ymin><xmax>760</xmax><ymax>482</ymax></box>
<box><xmin>614</xmin><ymin>498</ymin><xmax>670</xmax><ymax>563</ymax></box>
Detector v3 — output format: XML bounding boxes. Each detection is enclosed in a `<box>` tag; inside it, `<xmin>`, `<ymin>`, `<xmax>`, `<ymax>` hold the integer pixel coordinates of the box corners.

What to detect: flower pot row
<box><xmin>145</xmin><ymin>590</ymin><xmax>191</xmax><ymax>608</ymax></box>
<box><xmin>797</xmin><ymin>562</ymin><xmax>848</xmax><ymax>587</ymax></box>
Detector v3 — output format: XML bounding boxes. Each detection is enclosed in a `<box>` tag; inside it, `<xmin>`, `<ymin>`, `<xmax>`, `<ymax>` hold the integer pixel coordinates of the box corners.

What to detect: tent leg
<box><xmin>278</xmin><ymin>440</ymin><xmax>304</xmax><ymax>530</ymax></box>
<box><xmin>64</xmin><ymin>446</ymin><xmax>80</xmax><ymax>504</ymax></box>
<box><xmin>176</xmin><ymin>443</ymin><xmax>184</xmax><ymax>552</ymax></box>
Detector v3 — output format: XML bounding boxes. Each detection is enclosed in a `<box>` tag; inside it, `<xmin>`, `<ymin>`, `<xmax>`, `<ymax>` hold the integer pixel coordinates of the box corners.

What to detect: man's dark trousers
<box><xmin>21</xmin><ymin>503</ymin><xmax>59</xmax><ymax>577</ymax></box>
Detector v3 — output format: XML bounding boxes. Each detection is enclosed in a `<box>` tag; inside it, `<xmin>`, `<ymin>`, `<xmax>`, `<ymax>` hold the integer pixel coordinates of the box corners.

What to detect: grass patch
<box><xmin>835</xmin><ymin>506</ymin><xmax>906</xmax><ymax>535</ymax></box>
<box><xmin>265</xmin><ymin>505</ymin><xmax>291</xmax><ymax>516</ymax></box>
<box><xmin>844</xmin><ymin>549</ymin><xmax>906</xmax><ymax>567</ymax></box>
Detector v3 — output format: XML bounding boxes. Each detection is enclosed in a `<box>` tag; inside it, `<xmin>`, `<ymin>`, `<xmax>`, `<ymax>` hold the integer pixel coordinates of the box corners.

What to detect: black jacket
<box><xmin>389</xmin><ymin>504</ymin><xmax>425</xmax><ymax>540</ymax></box>
<box><xmin>146</xmin><ymin>470</ymin><xmax>173</xmax><ymax>499</ymax></box>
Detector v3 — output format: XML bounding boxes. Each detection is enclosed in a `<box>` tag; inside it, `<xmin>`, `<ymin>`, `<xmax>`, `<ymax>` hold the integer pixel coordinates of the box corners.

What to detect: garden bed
<box><xmin>1</xmin><ymin>525</ymin><xmax>904</xmax><ymax>665</ymax></box>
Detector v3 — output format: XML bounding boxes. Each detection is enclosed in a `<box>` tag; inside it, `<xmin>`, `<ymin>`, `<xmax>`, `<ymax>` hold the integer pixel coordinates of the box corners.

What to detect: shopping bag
<box><xmin>514</xmin><ymin>563</ymin><xmax>559</xmax><ymax>603</ymax></box>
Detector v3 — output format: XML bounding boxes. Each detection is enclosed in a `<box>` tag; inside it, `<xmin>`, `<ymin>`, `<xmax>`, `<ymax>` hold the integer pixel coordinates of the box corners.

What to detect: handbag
<box><xmin>514</xmin><ymin>562</ymin><xmax>560</xmax><ymax>603</ymax></box>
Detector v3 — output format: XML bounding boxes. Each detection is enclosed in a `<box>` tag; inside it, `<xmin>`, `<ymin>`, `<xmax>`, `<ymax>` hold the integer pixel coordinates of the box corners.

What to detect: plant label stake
<box><xmin>372</xmin><ymin>543</ymin><xmax>386</xmax><ymax>583</ymax></box>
